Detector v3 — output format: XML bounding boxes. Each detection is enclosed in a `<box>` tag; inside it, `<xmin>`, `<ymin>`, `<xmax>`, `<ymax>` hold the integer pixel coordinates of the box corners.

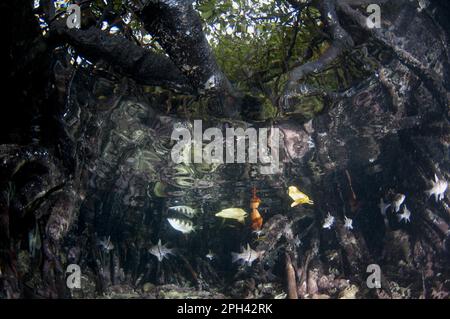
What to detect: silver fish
<box><xmin>206</xmin><ymin>250</ymin><xmax>215</xmax><ymax>260</ymax></box>
<box><xmin>98</xmin><ymin>236</ymin><xmax>114</xmax><ymax>252</ymax></box>
<box><xmin>323</xmin><ymin>212</ymin><xmax>335</xmax><ymax>229</ymax></box>
<box><xmin>426</xmin><ymin>174</ymin><xmax>448</xmax><ymax>202</ymax></box>
<box><xmin>392</xmin><ymin>194</ymin><xmax>405</xmax><ymax>213</ymax></box>
<box><xmin>167</xmin><ymin>218</ymin><xmax>195</xmax><ymax>234</ymax></box>
<box><xmin>168</xmin><ymin>205</ymin><xmax>197</xmax><ymax>218</ymax></box>
<box><xmin>231</xmin><ymin>244</ymin><xmax>265</xmax><ymax>266</ymax></box>
<box><xmin>344</xmin><ymin>216</ymin><xmax>353</xmax><ymax>230</ymax></box>
<box><xmin>149</xmin><ymin>239</ymin><xmax>174</xmax><ymax>262</ymax></box>
<box><xmin>398</xmin><ymin>205</ymin><xmax>411</xmax><ymax>223</ymax></box>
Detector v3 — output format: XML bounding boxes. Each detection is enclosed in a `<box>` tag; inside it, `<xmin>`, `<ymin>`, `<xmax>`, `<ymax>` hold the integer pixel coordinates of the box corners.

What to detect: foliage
<box><xmin>195</xmin><ymin>0</ymin><xmax>372</xmax><ymax>119</ymax></box>
<box><xmin>42</xmin><ymin>0</ymin><xmax>377</xmax><ymax>120</ymax></box>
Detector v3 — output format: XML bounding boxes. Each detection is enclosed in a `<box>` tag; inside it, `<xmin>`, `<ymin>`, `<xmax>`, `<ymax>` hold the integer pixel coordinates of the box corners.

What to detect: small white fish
<box><xmin>149</xmin><ymin>239</ymin><xmax>174</xmax><ymax>262</ymax></box>
<box><xmin>168</xmin><ymin>205</ymin><xmax>197</xmax><ymax>218</ymax></box>
<box><xmin>425</xmin><ymin>174</ymin><xmax>448</xmax><ymax>202</ymax></box>
<box><xmin>231</xmin><ymin>244</ymin><xmax>265</xmax><ymax>266</ymax></box>
<box><xmin>167</xmin><ymin>218</ymin><xmax>195</xmax><ymax>234</ymax></box>
<box><xmin>398</xmin><ymin>205</ymin><xmax>411</xmax><ymax>223</ymax></box>
<box><xmin>392</xmin><ymin>194</ymin><xmax>406</xmax><ymax>213</ymax></box>
<box><xmin>98</xmin><ymin>236</ymin><xmax>114</xmax><ymax>252</ymax></box>
<box><xmin>379</xmin><ymin>198</ymin><xmax>391</xmax><ymax>216</ymax></box>
<box><xmin>293</xmin><ymin>235</ymin><xmax>302</xmax><ymax>247</ymax></box>
<box><xmin>344</xmin><ymin>216</ymin><xmax>353</xmax><ymax>230</ymax></box>
<box><xmin>206</xmin><ymin>250</ymin><xmax>215</xmax><ymax>260</ymax></box>
<box><xmin>323</xmin><ymin>212</ymin><xmax>335</xmax><ymax>229</ymax></box>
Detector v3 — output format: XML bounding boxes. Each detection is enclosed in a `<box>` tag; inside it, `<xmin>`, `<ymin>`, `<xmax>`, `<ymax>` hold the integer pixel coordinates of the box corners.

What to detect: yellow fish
<box><xmin>215</xmin><ymin>208</ymin><xmax>247</xmax><ymax>223</ymax></box>
<box><xmin>288</xmin><ymin>186</ymin><xmax>314</xmax><ymax>207</ymax></box>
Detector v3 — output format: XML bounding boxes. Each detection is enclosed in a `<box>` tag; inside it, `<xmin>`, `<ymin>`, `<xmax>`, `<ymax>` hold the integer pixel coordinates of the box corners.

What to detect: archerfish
<box><xmin>168</xmin><ymin>205</ymin><xmax>197</xmax><ymax>218</ymax></box>
<box><xmin>167</xmin><ymin>218</ymin><xmax>195</xmax><ymax>234</ymax></box>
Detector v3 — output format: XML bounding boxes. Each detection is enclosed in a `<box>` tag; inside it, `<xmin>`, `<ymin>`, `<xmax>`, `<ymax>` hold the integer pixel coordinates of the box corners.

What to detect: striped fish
<box><xmin>167</xmin><ymin>218</ymin><xmax>195</xmax><ymax>234</ymax></box>
<box><xmin>168</xmin><ymin>205</ymin><xmax>197</xmax><ymax>218</ymax></box>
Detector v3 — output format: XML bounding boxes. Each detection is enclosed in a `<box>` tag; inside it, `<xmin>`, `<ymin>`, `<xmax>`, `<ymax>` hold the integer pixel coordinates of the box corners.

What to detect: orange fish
<box><xmin>250</xmin><ymin>187</ymin><xmax>263</xmax><ymax>231</ymax></box>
